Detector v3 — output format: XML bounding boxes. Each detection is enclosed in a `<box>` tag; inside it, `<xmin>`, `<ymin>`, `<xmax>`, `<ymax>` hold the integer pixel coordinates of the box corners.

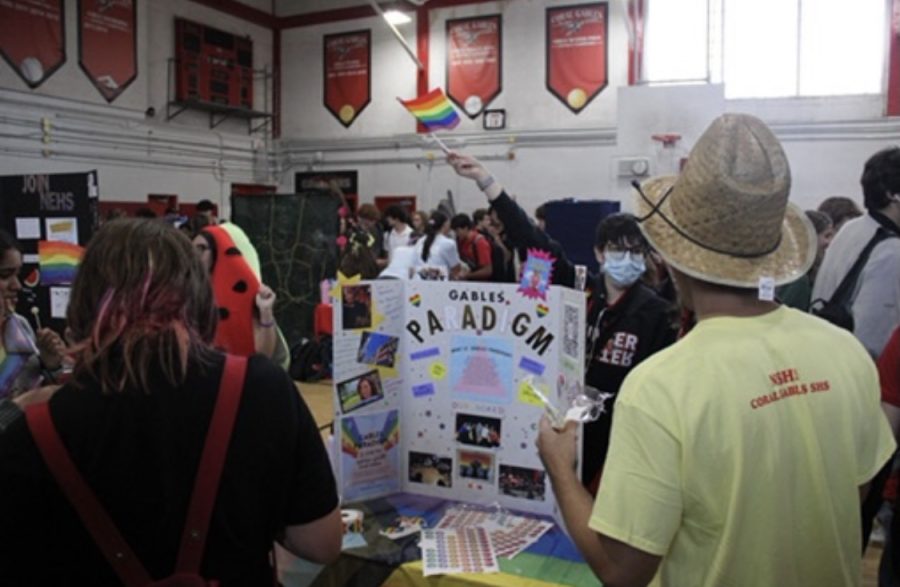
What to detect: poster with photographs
<box><xmin>332</xmin><ymin>280</ymin><xmax>585</xmax><ymax>516</ymax></box>
<box><xmin>332</xmin><ymin>280</ymin><xmax>406</xmax><ymax>500</ymax></box>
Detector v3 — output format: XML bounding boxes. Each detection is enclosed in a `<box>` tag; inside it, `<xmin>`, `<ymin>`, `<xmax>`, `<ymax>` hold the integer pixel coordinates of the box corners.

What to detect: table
<box><xmin>293</xmin><ymin>493</ymin><xmax>601</xmax><ymax>587</ymax></box>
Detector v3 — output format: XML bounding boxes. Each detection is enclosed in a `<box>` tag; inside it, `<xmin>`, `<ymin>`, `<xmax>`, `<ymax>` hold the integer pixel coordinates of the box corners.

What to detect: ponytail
<box><xmin>421</xmin><ymin>211</ymin><xmax>447</xmax><ymax>262</ymax></box>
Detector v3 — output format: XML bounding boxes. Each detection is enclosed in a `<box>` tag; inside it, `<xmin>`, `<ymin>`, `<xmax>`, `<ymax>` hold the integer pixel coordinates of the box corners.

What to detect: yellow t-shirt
<box><xmin>589</xmin><ymin>306</ymin><xmax>895</xmax><ymax>587</ymax></box>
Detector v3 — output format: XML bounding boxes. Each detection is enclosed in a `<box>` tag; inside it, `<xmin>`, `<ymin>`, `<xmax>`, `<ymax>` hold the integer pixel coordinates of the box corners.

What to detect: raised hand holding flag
<box><xmin>398</xmin><ymin>88</ymin><xmax>461</xmax><ymax>153</ymax></box>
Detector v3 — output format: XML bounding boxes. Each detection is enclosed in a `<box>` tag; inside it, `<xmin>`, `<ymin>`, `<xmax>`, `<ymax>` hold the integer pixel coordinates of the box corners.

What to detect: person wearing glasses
<box><xmin>448</xmin><ymin>154</ymin><xmax>676</xmax><ymax>491</ymax></box>
<box><xmin>579</xmin><ymin>214</ymin><xmax>677</xmax><ymax>490</ymax></box>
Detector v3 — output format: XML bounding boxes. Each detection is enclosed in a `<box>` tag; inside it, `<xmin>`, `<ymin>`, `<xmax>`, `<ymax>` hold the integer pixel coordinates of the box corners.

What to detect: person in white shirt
<box><xmin>378</xmin><ymin>246</ymin><xmax>417</xmax><ymax>280</ymax></box>
<box><xmin>383</xmin><ymin>205</ymin><xmax>413</xmax><ymax>262</ymax></box>
<box><xmin>812</xmin><ymin>147</ymin><xmax>900</xmax><ymax>359</ymax></box>
<box><xmin>413</xmin><ymin>211</ymin><xmax>462</xmax><ymax>280</ymax></box>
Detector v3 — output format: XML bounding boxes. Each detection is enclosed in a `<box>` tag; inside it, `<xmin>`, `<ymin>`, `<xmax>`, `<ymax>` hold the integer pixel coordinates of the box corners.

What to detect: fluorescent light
<box><xmin>384</xmin><ymin>10</ymin><xmax>411</xmax><ymax>25</ymax></box>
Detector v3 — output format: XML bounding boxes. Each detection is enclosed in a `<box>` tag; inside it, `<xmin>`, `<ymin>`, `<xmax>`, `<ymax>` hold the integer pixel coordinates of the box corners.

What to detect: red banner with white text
<box><xmin>79</xmin><ymin>0</ymin><xmax>137</xmax><ymax>102</ymax></box>
<box><xmin>446</xmin><ymin>15</ymin><xmax>502</xmax><ymax>119</ymax></box>
<box><xmin>887</xmin><ymin>0</ymin><xmax>900</xmax><ymax>116</ymax></box>
<box><xmin>546</xmin><ymin>3</ymin><xmax>608</xmax><ymax>114</ymax></box>
<box><xmin>0</xmin><ymin>0</ymin><xmax>65</xmax><ymax>88</ymax></box>
<box><xmin>324</xmin><ymin>30</ymin><xmax>371</xmax><ymax>128</ymax></box>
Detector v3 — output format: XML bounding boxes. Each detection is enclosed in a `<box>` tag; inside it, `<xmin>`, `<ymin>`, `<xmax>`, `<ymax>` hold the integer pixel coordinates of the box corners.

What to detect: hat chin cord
<box><xmin>630</xmin><ymin>180</ymin><xmax>782</xmax><ymax>259</ymax></box>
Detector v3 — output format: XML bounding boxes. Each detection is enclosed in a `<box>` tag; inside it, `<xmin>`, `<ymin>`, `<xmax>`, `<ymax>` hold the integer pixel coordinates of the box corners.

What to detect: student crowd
<box><xmin>0</xmin><ymin>113</ymin><xmax>899</xmax><ymax>586</ymax></box>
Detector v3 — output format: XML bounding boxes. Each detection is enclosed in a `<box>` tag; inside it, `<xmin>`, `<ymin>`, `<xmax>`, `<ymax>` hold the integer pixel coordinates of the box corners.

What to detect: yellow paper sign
<box><xmin>429</xmin><ymin>362</ymin><xmax>447</xmax><ymax>380</ymax></box>
<box><xmin>518</xmin><ymin>380</ymin><xmax>545</xmax><ymax>407</ymax></box>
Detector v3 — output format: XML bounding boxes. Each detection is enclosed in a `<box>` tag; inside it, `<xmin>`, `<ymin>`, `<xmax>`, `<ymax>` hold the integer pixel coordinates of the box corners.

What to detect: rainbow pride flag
<box><xmin>38</xmin><ymin>240</ymin><xmax>84</xmax><ymax>286</ymax></box>
<box><xmin>398</xmin><ymin>88</ymin><xmax>460</xmax><ymax>131</ymax></box>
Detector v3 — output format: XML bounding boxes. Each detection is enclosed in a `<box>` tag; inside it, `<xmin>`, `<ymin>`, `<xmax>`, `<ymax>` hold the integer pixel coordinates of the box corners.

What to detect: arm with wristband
<box><xmin>253</xmin><ymin>284</ymin><xmax>278</xmax><ymax>358</ymax></box>
<box><xmin>447</xmin><ymin>152</ymin><xmax>576</xmax><ymax>286</ymax></box>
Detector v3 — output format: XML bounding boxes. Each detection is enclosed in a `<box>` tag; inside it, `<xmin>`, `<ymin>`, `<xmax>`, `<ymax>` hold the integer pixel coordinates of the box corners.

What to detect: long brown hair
<box><xmin>67</xmin><ymin>219</ymin><xmax>217</xmax><ymax>393</ymax></box>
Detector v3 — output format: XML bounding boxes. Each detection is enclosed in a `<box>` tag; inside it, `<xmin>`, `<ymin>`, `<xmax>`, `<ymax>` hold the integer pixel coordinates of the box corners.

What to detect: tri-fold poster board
<box><xmin>332</xmin><ymin>279</ymin><xmax>587</xmax><ymax>517</ymax></box>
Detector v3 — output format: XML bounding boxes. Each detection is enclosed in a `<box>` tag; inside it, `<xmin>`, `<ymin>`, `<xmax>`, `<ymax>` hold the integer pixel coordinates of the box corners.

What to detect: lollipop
<box><xmin>30</xmin><ymin>306</ymin><xmax>42</xmax><ymax>330</ymax></box>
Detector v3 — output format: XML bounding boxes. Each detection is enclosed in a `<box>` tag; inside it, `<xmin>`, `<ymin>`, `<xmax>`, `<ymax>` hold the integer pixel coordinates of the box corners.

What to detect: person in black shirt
<box><xmin>581</xmin><ymin>214</ymin><xmax>677</xmax><ymax>490</ymax></box>
<box><xmin>0</xmin><ymin>219</ymin><xmax>341</xmax><ymax>586</ymax></box>
<box><xmin>447</xmin><ymin>152</ymin><xmax>675</xmax><ymax>489</ymax></box>
<box><xmin>474</xmin><ymin>207</ymin><xmax>516</xmax><ymax>283</ymax></box>
<box><xmin>448</xmin><ymin>152</ymin><xmax>575</xmax><ymax>287</ymax></box>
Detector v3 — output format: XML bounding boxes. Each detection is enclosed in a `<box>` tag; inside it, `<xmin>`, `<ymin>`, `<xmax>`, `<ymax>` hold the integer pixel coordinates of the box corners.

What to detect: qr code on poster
<box><xmin>563</xmin><ymin>303</ymin><xmax>579</xmax><ymax>359</ymax></box>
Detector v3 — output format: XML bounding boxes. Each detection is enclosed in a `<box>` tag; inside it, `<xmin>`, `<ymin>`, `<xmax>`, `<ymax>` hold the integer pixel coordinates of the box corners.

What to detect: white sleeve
<box><xmin>853</xmin><ymin>244</ymin><xmax>900</xmax><ymax>357</ymax></box>
<box><xmin>445</xmin><ymin>238</ymin><xmax>461</xmax><ymax>269</ymax></box>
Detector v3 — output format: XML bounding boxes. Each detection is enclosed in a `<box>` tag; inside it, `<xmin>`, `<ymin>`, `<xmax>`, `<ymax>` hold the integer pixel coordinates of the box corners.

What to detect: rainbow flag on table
<box><xmin>38</xmin><ymin>240</ymin><xmax>84</xmax><ymax>286</ymax></box>
<box><xmin>398</xmin><ymin>88</ymin><xmax>460</xmax><ymax>131</ymax></box>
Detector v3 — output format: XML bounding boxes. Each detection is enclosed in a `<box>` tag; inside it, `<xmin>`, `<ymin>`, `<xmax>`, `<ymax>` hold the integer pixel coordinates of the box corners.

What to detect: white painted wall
<box><xmin>277</xmin><ymin>0</ymin><xmax>900</xmax><ymax>218</ymax></box>
<box><xmin>0</xmin><ymin>0</ymin><xmax>150</xmax><ymax>111</ymax></box>
<box><xmin>1</xmin><ymin>0</ymin><xmax>898</xmax><ymax>222</ymax></box>
<box><xmin>279</xmin><ymin>0</ymin><xmax>629</xmax><ymax>139</ymax></box>
<box><xmin>280</xmin><ymin>14</ymin><xmax>419</xmax><ymax>139</ymax></box>
<box><xmin>0</xmin><ymin>0</ymin><xmax>274</xmax><ymax>212</ymax></box>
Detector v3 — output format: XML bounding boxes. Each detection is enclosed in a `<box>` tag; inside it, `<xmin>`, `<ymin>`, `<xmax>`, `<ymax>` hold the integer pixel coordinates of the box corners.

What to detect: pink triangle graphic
<box><xmin>456</xmin><ymin>349</ymin><xmax>505</xmax><ymax>397</ymax></box>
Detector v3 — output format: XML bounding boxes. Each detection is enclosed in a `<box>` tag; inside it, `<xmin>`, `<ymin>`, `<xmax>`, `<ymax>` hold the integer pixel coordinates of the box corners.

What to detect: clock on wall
<box><xmin>483</xmin><ymin>109</ymin><xmax>506</xmax><ymax>130</ymax></box>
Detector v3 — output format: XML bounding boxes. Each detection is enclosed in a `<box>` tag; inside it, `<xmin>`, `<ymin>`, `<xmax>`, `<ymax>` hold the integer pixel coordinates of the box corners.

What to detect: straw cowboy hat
<box><xmin>633</xmin><ymin>113</ymin><xmax>816</xmax><ymax>288</ymax></box>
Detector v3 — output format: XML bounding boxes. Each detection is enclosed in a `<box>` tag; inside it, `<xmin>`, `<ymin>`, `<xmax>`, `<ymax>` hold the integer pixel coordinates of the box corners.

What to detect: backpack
<box><xmin>290</xmin><ymin>335</ymin><xmax>333</xmax><ymax>382</ymax></box>
<box><xmin>338</xmin><ymin>229</ymin><xmax>380</xmax><ymax>279</ymax></box>
<box><xmin>25</xmin><ymin>354</ymin><xmax>249</xmax><ymax>587</ymax></box>
<box><xmin>810</xmin><ymin>228</ymin><xmax>896</xmax><ymax>330</ymax></box>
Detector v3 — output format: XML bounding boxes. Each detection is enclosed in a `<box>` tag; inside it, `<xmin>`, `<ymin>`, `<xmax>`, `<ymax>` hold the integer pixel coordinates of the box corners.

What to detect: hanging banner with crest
<box><xmin>78</xmin><ymin>0</ymin><xmax>138</xmax><ymax>102</ymax></box>
<box><xmin>446</xmin><ymin>15</ymin><xmax>502</xmax><ymax>119</ymax></box>
<box><xmin>0</xmin><ymin>0</ymin><xmax>66</xmax><ymax>89</ymax></box>
<box><xmin>546</xmin><ymin>3</ymin><xmax>608</xmax><ymax>114</ymax></box>
<box><xmin>324</xmin><ymin>30</ymin><xmax>371</xmax><ymax>128</ymax></box>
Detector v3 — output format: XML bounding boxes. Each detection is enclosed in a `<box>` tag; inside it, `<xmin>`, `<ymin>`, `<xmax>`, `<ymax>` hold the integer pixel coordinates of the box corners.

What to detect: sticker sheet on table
<box><xmin>332</xmin><ymin>281</ymin><xmax>586</xmax><ymax>517</ymax></box>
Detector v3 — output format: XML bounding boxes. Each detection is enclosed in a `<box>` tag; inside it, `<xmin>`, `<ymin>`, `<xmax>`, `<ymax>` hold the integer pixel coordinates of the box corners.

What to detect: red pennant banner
<box><xmin>546</xmin><ymin>3</ymin><xmax>608</xmax><ymax>114</ymax></box>
<box><xmin>888</xmin><ymin>0</ymin><xmax>900</xmax><ymax>116</ymax></box>
<box><xmin>0</xmin><ymin>0</ymin><xmax>65</xmax><ymax>88</ymax></box>
<box><xmin>78</xmin><ymin>0</ymin><xmax>137</xmax><ymax>103</ymax></box>
<box><xmin>446</xmin><ymin>15</ymin><xmax>502</xmax><ymax>119</ymax></box>
<box><xmin>324</xmin><ymin>30</ymin><xmax>371</xmax><ymax>128</ymax></box>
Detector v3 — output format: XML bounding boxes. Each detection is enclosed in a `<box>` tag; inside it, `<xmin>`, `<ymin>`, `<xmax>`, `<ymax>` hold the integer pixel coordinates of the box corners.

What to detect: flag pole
<box><xmin>430</xmin><ymin>133</ymin><xmax>451</xmax><ymax>154</ymax></box>
<box><xmin>368</xmin><ymin>0</ymin><xmax>424</xmax><ymax>70</ymax></box>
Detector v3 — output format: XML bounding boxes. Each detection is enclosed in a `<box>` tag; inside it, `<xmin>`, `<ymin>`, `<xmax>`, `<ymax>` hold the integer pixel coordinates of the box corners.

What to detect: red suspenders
<box><xmin>25</xmin><ymin>354</ymin><xmax>248</xmax><ymax>587</ymax></box>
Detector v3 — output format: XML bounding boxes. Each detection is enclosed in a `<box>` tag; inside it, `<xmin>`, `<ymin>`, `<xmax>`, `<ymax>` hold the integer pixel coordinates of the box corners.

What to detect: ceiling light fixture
<box><xmin>384</xmin><ymin>10</ymin><xmax>411</xmax><ymax>25</ymax></box>
<box><xmin>367</xmin><ymin>0</ymin><xmax>423</xmax><ymax>70</ymax></box>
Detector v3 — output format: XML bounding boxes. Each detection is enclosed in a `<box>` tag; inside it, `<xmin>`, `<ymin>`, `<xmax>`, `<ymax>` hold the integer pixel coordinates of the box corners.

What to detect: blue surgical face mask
<box><xmin>602</xmin><ymin>252</ymin><xmax>646</xmax><ymax>287</ymax></box>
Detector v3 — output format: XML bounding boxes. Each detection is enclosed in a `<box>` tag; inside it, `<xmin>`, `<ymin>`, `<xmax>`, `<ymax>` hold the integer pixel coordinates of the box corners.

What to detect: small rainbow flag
<box><xmin>38</xmin><ymin>240</ymin><xmax>84</xmax><ymax>286</ymax></box>
<box><xmin>409</xmin><ymin>293</ymin><xmax>422</xmax><ymax>307</ymax></box>
<box><xmin>398</xmin><ymin>88</ymin><xmax>460</xmax><ymax>132</ymax></box>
